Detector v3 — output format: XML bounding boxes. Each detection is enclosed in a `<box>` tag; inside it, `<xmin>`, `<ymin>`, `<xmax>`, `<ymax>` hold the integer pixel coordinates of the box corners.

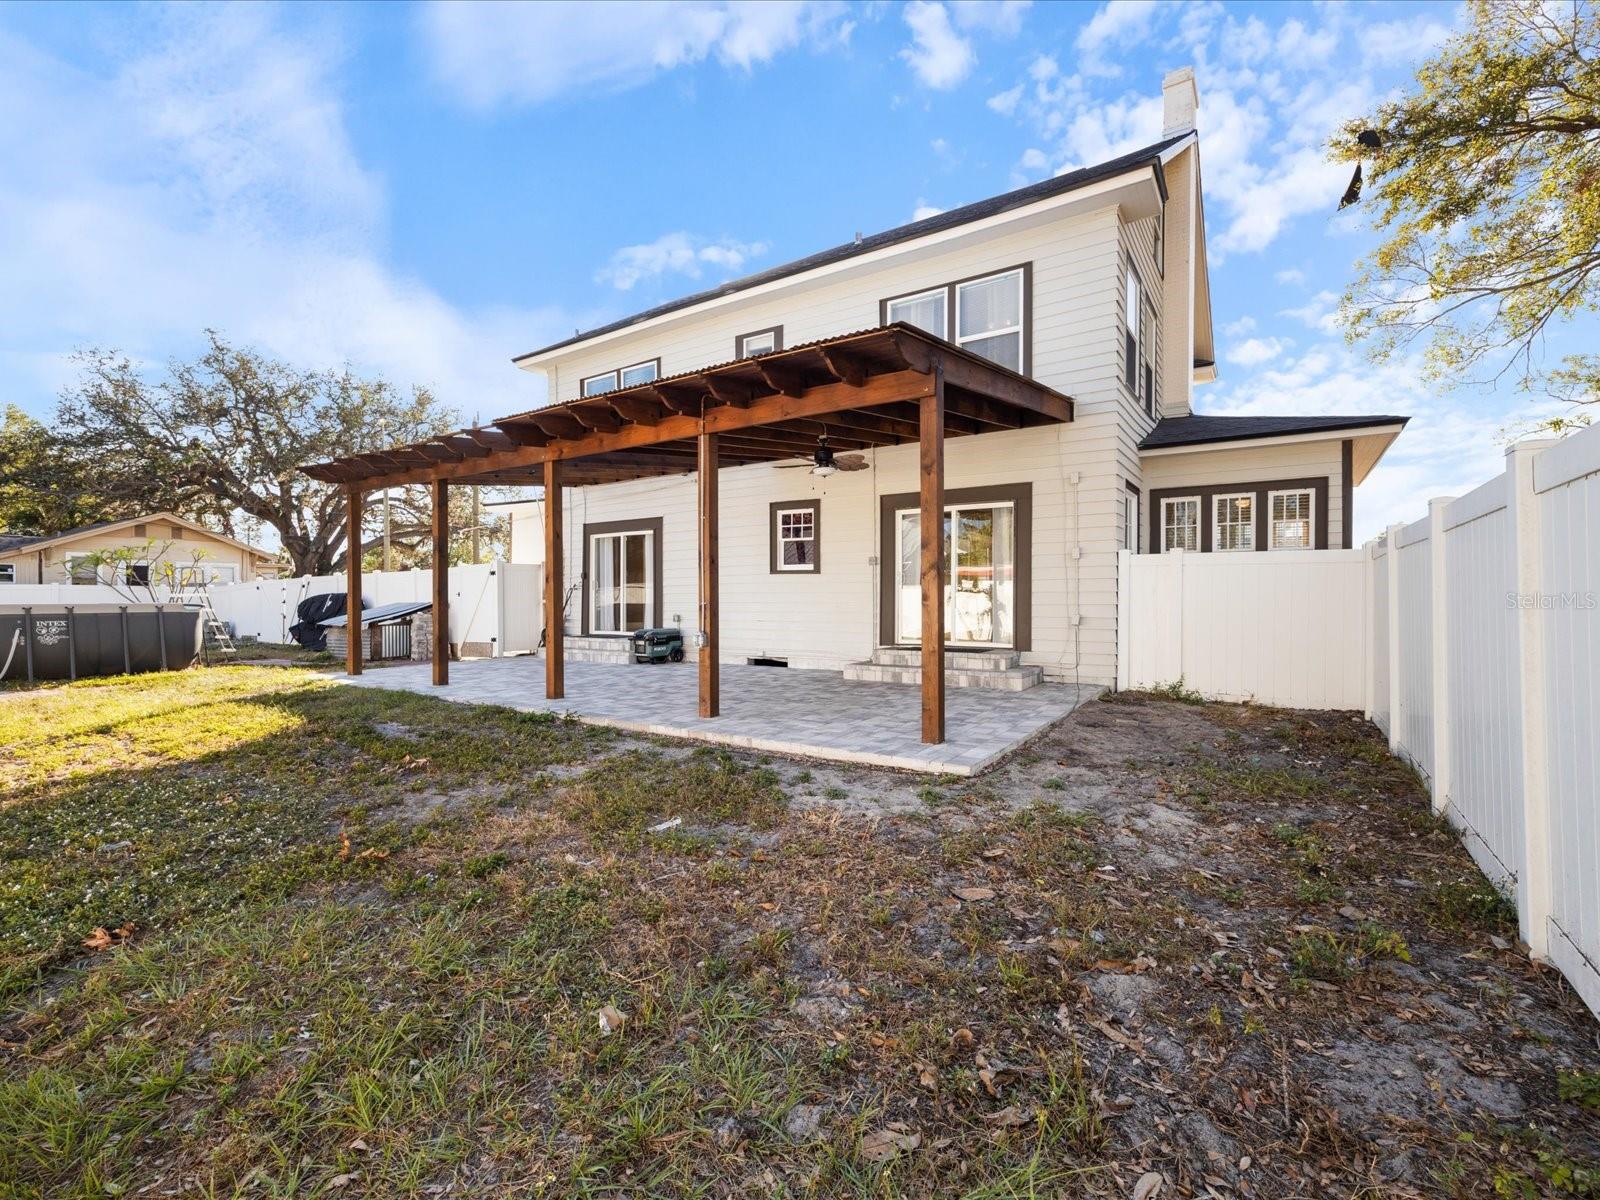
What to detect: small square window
<box><xmin>738</xmin><ymin>327</ymin><xmax>782</xmax><ymax>357</ymax></box>
<box><xmin>0</xmin><ymin>564</ymin><xmax>14</xmax><ymax>583</ymax></box>
<box><xmin>68</xmin><ymin>556</ymin><xmax>100</xmax><ymax>585</ymax></box>
<box><xmin>771</xmin><ymin>503</ymin><xmax>819</xmax><ymax>573</ymax></box>
<box><xmin>124</xmin><ymin>563</ymin><xmax>152</xmax><ymax>587</ymax></box>
<box><xmin>1213</xmin><ymin>493</ymin><xmax>1255</xmax><ymax>552</ymax></box>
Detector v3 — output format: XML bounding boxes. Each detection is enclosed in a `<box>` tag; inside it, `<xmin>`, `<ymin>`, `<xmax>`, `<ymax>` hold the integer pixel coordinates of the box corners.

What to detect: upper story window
<box><xmin>1125</xmin><ymin>263</ymin><xmax>1143</xmax><ymax>398</ymax></box>
<box><xmin>1139</xmin><ymin>295</ymin><xmax>1156</xmax><ymax>416</ymax></box>
<box><xmin>581</xmin><ymin>359</ymin><xmax>659</xmax><ymax>397</ymax></box>
<box><xmin>886</xmin><ymin>287</ymin><xmax>947</xmax><ymax>338</ymax></box>
<box><xmin>737</xmin><ymin>327</ymin><xmax>783</xmax><ymax>358</ymax></box>
<box><xmin>883</xmin><ymin>265</ymin><xmax>1029</xmax><ymax>374</ymax></box>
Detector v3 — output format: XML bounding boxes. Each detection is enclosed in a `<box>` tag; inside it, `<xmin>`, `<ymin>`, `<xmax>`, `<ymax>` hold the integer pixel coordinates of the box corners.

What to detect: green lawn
<box><xmin>2</xmin><ymin>667</ymin><xmax>1597</xmax><ymax>1199</ymax></box>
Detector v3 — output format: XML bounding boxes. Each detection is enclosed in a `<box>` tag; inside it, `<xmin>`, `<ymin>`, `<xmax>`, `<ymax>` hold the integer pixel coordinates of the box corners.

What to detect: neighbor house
<box><xmin>0</xmin><ymin>512</ymin><xmax>279</xmax><ymax>587</ymax></box>
<box><xmin>491</xmin><ymin>69</ymin><xmax>1405</xmax><ymax>689</ymax></box>
<box><xmin>305</xmin><ymin>67</ymin><xmax>1407</xmax><ymax>731</ymax></box>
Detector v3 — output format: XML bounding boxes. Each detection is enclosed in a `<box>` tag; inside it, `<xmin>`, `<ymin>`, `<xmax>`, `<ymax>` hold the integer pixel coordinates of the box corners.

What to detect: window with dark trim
<box><xmin>737</xmin><ymin>326</ymin><xmax>783</xmax><ymax>358</ymax></box>
<box><xmin>770</xmin><ymin>500</ymin><xmax>820</xmax><ymax>573</ymax></box>
<box><xmin>580</xmin><ymin>358</ymin><xmax>660</xmax><ymax>397</ymax></box>
<box><xmin>881</xmin><ymin>264</ymin><xmax>1031</xmax><ymax>375</ymax></box>
<box><xmin>0</xmin><ymin>564</ymin><xmax>14</xmax><ymax>584</ymax></box>
<box><xmin>1124</xmin><ymin>262</ymin><xmax>1143</xmax><ymax>397</ymax></box>
<box><xmin>1161</xmin><ymin>496</ymin><xmax>1199</xmax><ymax>552</ymax></box>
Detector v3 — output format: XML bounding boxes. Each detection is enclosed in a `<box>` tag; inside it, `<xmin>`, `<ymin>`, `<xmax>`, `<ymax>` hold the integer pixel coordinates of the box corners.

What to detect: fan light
<box><xmin>811</xmin><ymin>438</ymin><xmax>838</xmax><ymax>478</ymax></box>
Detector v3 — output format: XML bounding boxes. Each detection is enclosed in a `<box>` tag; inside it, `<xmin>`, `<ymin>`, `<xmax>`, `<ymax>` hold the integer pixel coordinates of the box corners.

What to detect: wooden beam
<box><xmin>698</xmin><ymin>431</ymin><xmax>719</xmax><ymax>719</ymax></box>
<box><xmin>642</xmin><ymin>383</ymin><xmax>704</xmax><ymax>415</ymax></box>
<box><xmin>702</xmin><ymin>375</ymin><xmax>755</xmax><ymax>407</ymax></box>
<box><xmin>345</xmin><ymin>485</ymin><xmax>363</xmax><ymax>677</ymax></box>
<box><xmin>570</xmin><ymin>405</ymin><xmax>621</xmax><ymax>433</ymax></box>
<box><xmin>544</xmin><ymin>459</ymin><xmax>563</xmax><ymax>700</ymax></box>
<box><xmin>754</xmin><ymin>360</ymin><xmax>807</xmax><ymax>398</ymax></box>
<box><xmin>495</xmin><ymin>423</ymin><xmax>551</xmax><ymax>447</ymax></box>
<box><xmin>327</xmin><ymin>370</ymin><xmax>936</xmax><ymax>488</ymax></box>
<box><xmin>445</xmin><ymin>435</ymin><xmax>491</xmax><ymax>458</ymax></box>
<box><xmin>523</xmin><ymin>411</ymin><xmax>589</xmax><ymax>439</ymax></box>
<box><xmin>608</xmin><ymin>395</ymin><xmax>666</xmax><ymax>425</ymax></box>
<box><xmin>431</xmin><ymin>478</ymin><xmax>449</xmax><ymax>686</ymax></box>
<box><xmin>818</xmin><ymin>346</ymin><xmax>868</xmax><ymax>387</ymax></box>
<box><xmin>890</xmin><ymin>333</ymin><xmax>1072</xmax><ymax>424</ymax></box>
<box><xmin>920</xmin><ymin>371</ymin><xmax>945</xmax><ymax>744</ymax></box>
<box><xmin>944</xmin><ymin>393</ymin><xmax>1024</xmax><ymax>429</ymax></box>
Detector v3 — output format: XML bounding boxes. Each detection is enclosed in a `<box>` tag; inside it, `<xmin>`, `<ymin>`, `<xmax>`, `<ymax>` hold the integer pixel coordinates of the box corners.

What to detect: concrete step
<box><xmin>841</xmin><ymin>660</ymin><xmax>1043</xmax><ymax>691</ymax></box>
<box><xmin>869</xmin><ymin>647</ymin><xmax>1021</xmax><ymax>671</ymax></box>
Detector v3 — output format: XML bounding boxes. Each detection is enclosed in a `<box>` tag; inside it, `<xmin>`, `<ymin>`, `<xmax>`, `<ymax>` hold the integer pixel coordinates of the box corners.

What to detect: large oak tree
<box><xmin>22</xmin><ymin>332</ymin><xmax>469</xmax><ymax>575</ymax></box>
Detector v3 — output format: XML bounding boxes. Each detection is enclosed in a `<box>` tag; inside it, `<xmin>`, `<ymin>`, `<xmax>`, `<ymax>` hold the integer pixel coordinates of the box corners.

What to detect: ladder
<box><xmin>171</xmin><ymin>579</ymin><xmax>237</xmax><ymax>658</ymax></box>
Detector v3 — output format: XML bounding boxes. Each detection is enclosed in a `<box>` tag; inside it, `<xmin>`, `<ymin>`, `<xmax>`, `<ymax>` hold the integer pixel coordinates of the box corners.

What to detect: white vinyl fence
<box><xmin>1117</xmin><ymin>547</ymin><xmax>1369</xmax><ymax>709</ymax></box>
<box><xmin>1117</xmin><ymin>425</ymin><xmax>1600</xmax><ymax>1015</ymax></box>
<box><xmin>208</xmin><ymin>561</ymin><xmax>542</xmax><ymax>656</ymax></box>
<box><xmin>1368</xmin><ymin>429</ymin><xmax>1600</xmax><ymax>1017</ymax></box>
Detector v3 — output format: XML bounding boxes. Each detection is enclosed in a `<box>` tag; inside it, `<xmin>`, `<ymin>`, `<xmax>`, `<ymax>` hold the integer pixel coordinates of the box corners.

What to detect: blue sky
<box><xmin>0</xmin><ymin>0</ymin><xmax>1584</xmax><ymax>541</ymax></box>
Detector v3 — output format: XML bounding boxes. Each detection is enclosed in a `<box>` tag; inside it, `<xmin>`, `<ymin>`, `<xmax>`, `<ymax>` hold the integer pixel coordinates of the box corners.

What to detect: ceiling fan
<box><xmin>774</xmin><ymin>434</ymin><xmax>869</xmax><ymax>477</ymax></box>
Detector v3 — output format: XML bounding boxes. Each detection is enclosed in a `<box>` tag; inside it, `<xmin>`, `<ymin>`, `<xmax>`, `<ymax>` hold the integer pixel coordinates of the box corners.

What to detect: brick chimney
<box><xmin>1162</xmin><ymin>67</ymin><xmax>1198</xmax><ymax>136</ymax></box>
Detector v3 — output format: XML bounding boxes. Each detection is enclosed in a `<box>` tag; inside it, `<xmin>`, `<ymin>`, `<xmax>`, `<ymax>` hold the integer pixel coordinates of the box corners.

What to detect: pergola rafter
<box><xmin>307</xmin><ymin>324</ymin><xmax>1073</xmax><ymax>744</ymax></box>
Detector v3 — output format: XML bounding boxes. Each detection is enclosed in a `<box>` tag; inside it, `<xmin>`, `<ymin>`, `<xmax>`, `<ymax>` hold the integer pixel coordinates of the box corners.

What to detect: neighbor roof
<box><xmin>1140</xmin><ymin>414</ymin><xmax>1409</xmax><ymax>451</ymax></box>
<box><xmin>0</xmin><ymin>512</ymin><xmax>273</xmax><ymax>559</ymax></box>
<box><xmin>513</xmin><ymin>132</ymin><xmax>1192</xmax><ymax>364</ymax></box>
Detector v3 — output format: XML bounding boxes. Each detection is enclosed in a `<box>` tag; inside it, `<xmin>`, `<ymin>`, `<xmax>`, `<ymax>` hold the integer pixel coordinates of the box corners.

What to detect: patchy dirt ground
<box><xmin>3</xmin><ymin>670</ymin><xmax>1597</xmax><ymax>1199</ymax></box>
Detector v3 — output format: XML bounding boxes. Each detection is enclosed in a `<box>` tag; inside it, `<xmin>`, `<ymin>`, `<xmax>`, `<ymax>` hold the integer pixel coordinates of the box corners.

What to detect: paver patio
<box><xmin>338</xmin><ymin>656</ymin><xmax>1099</xmax><ymax>774</ymax></box>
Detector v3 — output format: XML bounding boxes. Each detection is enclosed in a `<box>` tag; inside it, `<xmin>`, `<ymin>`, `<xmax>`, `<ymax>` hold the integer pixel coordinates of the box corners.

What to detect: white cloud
<box><xmin>1225</xmin><ymin>336</ymin><xmax>1289</xmax><ymax>367</ymax></box>
<box><xmin>418</xmin><ymin>0</ymin><xmax>850</xmax><ymax>108</ymax></box>
<box><xmin>1362</xmin><ymin>17</ymin><xmax>1455</xmax><ymax>67</ymax></box>
<box><xmin>1075</xmin><ymin>0</ymin><xmax>1159</xmax><ymax>77</ymax></box>
<box><xmin>1279</xmin><ymin>290</ymin><xmax>1341</xmax><ymax>335</ymax></box>
<box><xmin>594</xmin><ymin>232</ymin><xmax>769</xmax><ymax>291</ymax></box>
<box><xmin>900</xmin><ymin>1</ymin><xmax>976</xmax><ymax>89</ymax></box>
<box><xmin>949</xmin><ymin>0</ymin><xmax>1030</xmax><ymax>37</ymax></box>
<box><xmin>912</xmin><ymin>201</ymin><xmax>945</xmax><ymax>221</ymax></box>
<box><xmin>1275</xmin><ymin>267</ymin><xmax>1305</xmax><ymax>286</ymax></box>
<box><xmin>0</xmin><ymin>8</ymin><xmax>563</xmax><ymax>420</ymax></box>
<box><xmin>1221</xmin><ymin>315</ymin><xmax>1256</xmax><ymax>337</ymax></box>
<box><xmin>987</xmin><ymin>83</ymin><xmax>1024</xmax><ymax>115</ymax></box>
<box><xmin>1018</xmin><ymin>147</ymin><xmax>1049</xmax><ymax>173</ymax></box>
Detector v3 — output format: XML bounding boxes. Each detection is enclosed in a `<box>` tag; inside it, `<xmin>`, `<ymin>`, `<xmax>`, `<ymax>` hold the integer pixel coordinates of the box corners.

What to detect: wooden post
<box><xmin>920</xmin><ymin>368</ymin><xmax>945</xmax><ymax>744</ymax></box>
<box><xmin>698</xmin><ymin>430</ymin><xmax>719</xmax><ymax>718</ymax></box>
<box><xmin>431</xmin><ymin>478</ymin><xmax>449</xmax><ymax>686</ymax></box>
<box><xmin>544</xmin><ymin>458</ymin><xmax>564</xmax><ymax>700</ymax></box>
<box><xmin>345</xmin><ymin>485</ymin><xmax>363</xmax><ymax>676</ymax></box>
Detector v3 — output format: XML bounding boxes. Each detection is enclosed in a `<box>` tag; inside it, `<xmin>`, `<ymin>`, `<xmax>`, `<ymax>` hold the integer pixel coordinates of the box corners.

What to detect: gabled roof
<box><xmin>513</xmin><ymin>133</ymin><xmax>1192</xmax><ymax>365</ymax></box>
<box><xmin>1140</xmin><ymin>414</ymin><xmax>1409</xmax><ymax>451</ymax></box>
<box><xmin>0</xmin><ymin>512</ymin><xmax>274</xmax><ymax>560</ymax></box>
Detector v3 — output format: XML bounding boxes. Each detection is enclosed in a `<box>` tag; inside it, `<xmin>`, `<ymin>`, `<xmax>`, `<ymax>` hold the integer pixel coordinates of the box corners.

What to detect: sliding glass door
<box><xmin>895</xmin><ymin>502</ymin><xmax>1016</xmax><ymax>647</ymax></box>
<box><xmin>589</xmin><ymin>530</ymin><xmax>653</xmax><ymax>633</ymax></box>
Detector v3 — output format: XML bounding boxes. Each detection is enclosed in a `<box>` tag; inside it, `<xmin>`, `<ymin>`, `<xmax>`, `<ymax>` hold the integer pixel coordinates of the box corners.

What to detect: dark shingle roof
<box><xmin>513</xmin><ymin>133</ymin><xmax>1192</xmax><ymax>364</ymax></box>
<box><xmin>0</xmin><ymin>533</ymin><xmax>46</xmax><ymax>554</ymax></box>
<box><xmin>1141</xmin><ymin>414</ymin><xmax>1409</xmax><ymax>450</ymax></box>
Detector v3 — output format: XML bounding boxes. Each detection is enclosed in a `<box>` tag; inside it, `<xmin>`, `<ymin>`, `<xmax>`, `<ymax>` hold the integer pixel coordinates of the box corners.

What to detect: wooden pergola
<box><xmin>302</xmin><ymin>324</ymin><xmax>1073</xmax><ymax>744</ymax></box>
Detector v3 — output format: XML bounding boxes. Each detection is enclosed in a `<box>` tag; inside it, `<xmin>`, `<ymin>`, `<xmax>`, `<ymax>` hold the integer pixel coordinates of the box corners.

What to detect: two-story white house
<box><xmin>308</xmin><ymin>68</ymin><xmax>1405</xmax><ymax>746</ymax></box>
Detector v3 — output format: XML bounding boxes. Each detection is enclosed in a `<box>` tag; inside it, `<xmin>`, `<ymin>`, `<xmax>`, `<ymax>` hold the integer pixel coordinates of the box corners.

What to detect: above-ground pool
<box><xmin>0</xmin><ymin>605</ymin><xmax>204</xmax><ymax>683</ymax></box>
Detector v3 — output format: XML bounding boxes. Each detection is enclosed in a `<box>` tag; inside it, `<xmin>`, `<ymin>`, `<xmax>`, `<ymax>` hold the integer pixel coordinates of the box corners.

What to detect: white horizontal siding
<box><xmin>1140</xmin><ymin>438</ymin><xmax>1347</xmax><ymax>549</ymax></box>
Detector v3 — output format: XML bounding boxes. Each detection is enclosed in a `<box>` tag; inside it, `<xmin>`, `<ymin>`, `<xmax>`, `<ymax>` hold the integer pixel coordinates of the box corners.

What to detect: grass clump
<box><xmin>1288</xmin><ymin>923</ymin><xmax>1411</xmax><ymax>983</ymax></box>
<box><xmin>1430</xmin><ymin>875</ymin><xmax>1519</xmax><ymax>935</ymax></box>
<box><xmin>1145</xmin><ymin>678</ymin><xmax>1206</xmax><ymax>705</ymax></box>
<box><xmin>558</xmin><ymin>749</ymin><xmax>787</xmax><ymax>842</ymax></box>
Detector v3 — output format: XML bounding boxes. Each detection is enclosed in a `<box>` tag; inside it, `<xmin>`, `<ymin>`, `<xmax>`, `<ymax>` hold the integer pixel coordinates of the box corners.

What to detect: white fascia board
<box><xmin>1140</xmin><ymin>423</ymin><xmax>1406</xmax><ymax>462</ymax></box>
<box><xmin>515</xmin><ymin>167</ymin><xmax>1164</xmax><ymax>372</ymax></box>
